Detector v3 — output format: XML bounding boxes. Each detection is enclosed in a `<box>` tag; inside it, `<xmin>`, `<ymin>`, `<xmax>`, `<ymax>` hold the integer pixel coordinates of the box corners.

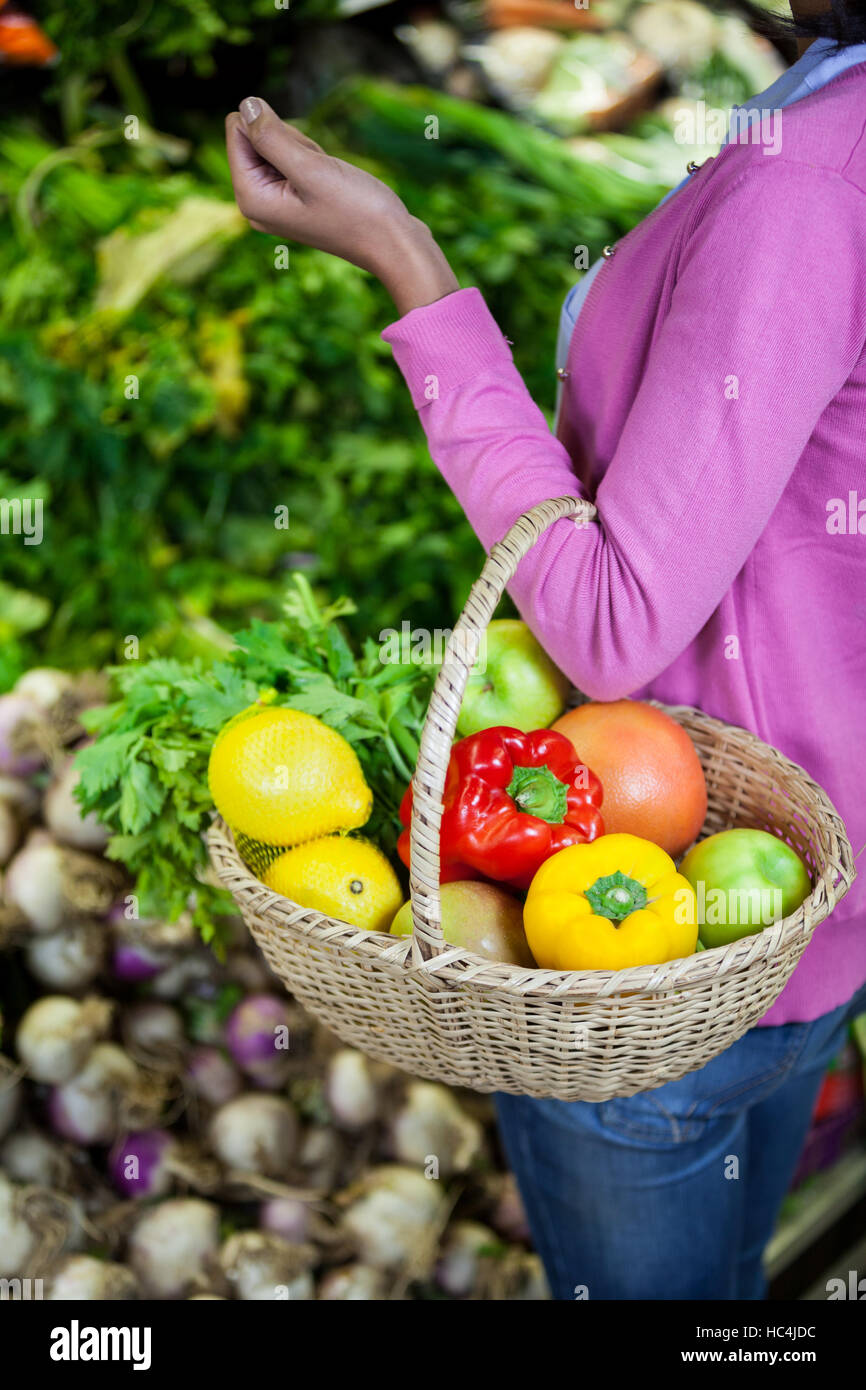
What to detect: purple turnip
<box><xmin>318</xmin><ymin>1263</ymin><xmax>387</xmax><ymax>1300</ymax></box>
<box><xmin>487</xmin><ymin>1172</ymin><xmax>532</xmax><ymax>1244</ymax></box>
<box><xmin>259</xmin><ymin>1197</ymin><xmax>313</xmax><ymax>1244</ymax></box>
<box><xmin>435</xmin><ymin>1221</ymin><xmax>500</xmax><ymax>1298</ymax></box>
<box><xmin>0</xmin><ymin>773</ymin><xmax>41</xmax><ymax>820</ymax></box>
<box><xmin>0</xmin><ymin>693</ymin><xmax>47</xmax><ymax>776</ymax></box>
<box><xmin>297</xmin><ymin>1124</ymin><xmax>345</xmax><ymax>1190</ymax></box>
<box><xmin>14</xmin><ymin>667</ymin><xmax>74</xmax><ymax>711</ymax></box>
<box><xmin>108</xmin><ymin>1129</ymin><xmax>178</xmax><ymax>1200</ymax></box>
<box><xmin>224</xmin><ymin>994</ymin><xmax>292</xmax><ymax>1089</ymax></box>
<box><xmin>48</xmin><ymin>1042</ymin><xmax>145</xmax><ymax>1145</ymax></box>
<box><xmin>47</xmin><ymin>1253</ymin><xmax>140</xmax><ymax>1301</ymax></box>
<box><xmin>25</xmin><ymin>921</ymin><xmax>106</xmax><ymax>991</ymax></box>
<box><xmin>108</xmin><ymin>903</ymin><xmax>196</xmax><ymax>950</ymax></box>
<box><xmin>148</xmin><ymin>951</ymin><xmax>221</xmax><ymax>1002</ymax></box>
<box><xmin>1</xmin><ymin>1129</ymin><xmax>72</xmax><ymax>1190</ymax></box>
<box><xmin>219</xmin><ymin>1231</ymin><xmax>316</xmax><ymax>1301</ymax></box>
<box><xmin>341</xmin><ymin>1166</ymin><xmax>447</xmax><ymax>1271</ymax></box>
<box><xmin>44</xmin><ymin>755</ymin><xmax>109</xmax><ymax>852</ymax></box>
<box><xmin>390</xmin><ymin>1082</ymin><xmax>483</xmax><ymax>1177</ymax></box>
<box><xmin>208</xmin><ymin>1094</ymin><xmax>298</xmax><ymax>1178</ymax></box>
<box><xmin>111</xmin><ymin>941</ymin><xmax>172</xmax><ymax>982</ymax></box>
<box><xmin>122</xmin><ymin>1001</ymin><xmax>186</xmax><ymax>1069</ymax></box>
<box><xmin>128</xmin><ymin>1198</ymin><xmax>220</xmax><ymax>1299</ymax></box>
<box><xmin>5</xmin><ymin>833</ymin><xmax>120</xmax><ymax>932</ymax></box>
<box><xmin>325</xmin><ymin>1048</ymin><xmax>379</xmax><ymax>1131</ymax></box>
<box><xmin>185</xmin><ymin>1046</ymin><xmax>241</xmax><ymax>1108</ymax></box>
<box><xmin>16</xmin><ymin>994</ymin><xmax>111</xmax><ymax>1084</ymax></box>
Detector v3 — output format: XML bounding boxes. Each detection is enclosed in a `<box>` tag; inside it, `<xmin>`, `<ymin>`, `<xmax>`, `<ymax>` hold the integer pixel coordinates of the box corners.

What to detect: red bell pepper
<box><xmin>398</xmin><ymin>726</ymin><xmax>604</xmax><ymax>891</ymax></box>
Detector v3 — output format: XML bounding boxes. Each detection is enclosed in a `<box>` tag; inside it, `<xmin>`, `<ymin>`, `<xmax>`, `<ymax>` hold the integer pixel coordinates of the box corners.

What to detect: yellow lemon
<box><xmin>208</xmin><ymin>706</ymin><xmax>371</xmax><ymax>845</ymax></box>
<box><xmin>263</xmin><ymin>836</ymin><xmax>403</xmax><ymax>932</ymax></box>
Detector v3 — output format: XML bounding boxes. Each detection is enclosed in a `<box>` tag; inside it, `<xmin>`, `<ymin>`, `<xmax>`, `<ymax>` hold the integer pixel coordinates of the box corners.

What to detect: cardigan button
<box><xmin>686</xmin><ymin>160</ymin><xmax>701</xmax><ymax>174</ymax></box>
<box><xmin>602</xmin><ymin>244</ymin><xmax>616</xmax><ymax>259</ymax></box>
<box><xmin>556</xmin><ymin>367</ymin><xmax>570</xmax><ymax>381</ymax></box>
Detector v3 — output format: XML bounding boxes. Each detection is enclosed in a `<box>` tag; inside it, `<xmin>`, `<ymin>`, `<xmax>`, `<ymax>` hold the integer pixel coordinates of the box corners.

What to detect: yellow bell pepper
<box><xmin>524</xmin><ymin>833</ymin><xmax>698</xmax><ymax>970</ymax></box>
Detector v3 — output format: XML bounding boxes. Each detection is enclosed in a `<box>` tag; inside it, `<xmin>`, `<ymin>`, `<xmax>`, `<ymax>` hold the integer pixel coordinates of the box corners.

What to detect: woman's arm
<box><xmin>225</xmin><ymin>98</ymin><xmax>459</xmax><ymax>314</ymax></box>
<box><xmin>382</xmin><ymin>162</ymin><xmax>866</xmax><ymax>698</ymax></box>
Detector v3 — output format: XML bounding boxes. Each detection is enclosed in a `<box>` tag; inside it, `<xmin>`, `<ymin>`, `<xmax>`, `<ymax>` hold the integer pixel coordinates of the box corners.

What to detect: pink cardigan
<box><xmin>383</xmin><ymin>64</ymin><xmax>866</xmax><ymax>1025</ymax></box>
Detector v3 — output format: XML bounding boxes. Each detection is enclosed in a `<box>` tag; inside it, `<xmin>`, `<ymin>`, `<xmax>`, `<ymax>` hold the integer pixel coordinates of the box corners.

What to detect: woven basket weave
<box><xmin>208</xmin><ymin>497</ymin><xmax>856</xmax><ymax>1101</ymax></box>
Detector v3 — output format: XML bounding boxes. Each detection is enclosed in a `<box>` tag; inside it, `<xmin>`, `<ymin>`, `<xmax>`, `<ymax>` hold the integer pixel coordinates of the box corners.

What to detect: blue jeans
<box><xmin>495</xmin><ymin>982</ymin><xmax>866</xmax><ymax>1300</ymax></box>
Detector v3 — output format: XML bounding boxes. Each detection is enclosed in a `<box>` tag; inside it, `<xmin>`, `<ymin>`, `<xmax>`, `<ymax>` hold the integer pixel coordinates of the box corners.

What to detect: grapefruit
<box><xmin>552</xmin><ymin>700</ymin><xmax>707</xmax><ymax>858</ymax></box>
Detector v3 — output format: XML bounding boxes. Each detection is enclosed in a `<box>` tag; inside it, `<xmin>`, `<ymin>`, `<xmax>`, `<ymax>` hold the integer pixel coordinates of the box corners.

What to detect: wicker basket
<box><xmin>208</xmin><ymin>497</ymin><xmax>856</xmax><ymax>1101</ymax></box>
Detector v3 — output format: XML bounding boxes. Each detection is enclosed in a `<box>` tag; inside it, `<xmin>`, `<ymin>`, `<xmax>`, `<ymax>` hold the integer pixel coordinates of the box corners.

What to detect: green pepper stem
<box><xmin>585</xmin><ymin>871</ymin><xmax>648</xmax><ymax>923</ymax></box>
<box><xmin>506</xmin><ymin>763</ymin><xmax>569</xmax><ymax>824</ymax></box>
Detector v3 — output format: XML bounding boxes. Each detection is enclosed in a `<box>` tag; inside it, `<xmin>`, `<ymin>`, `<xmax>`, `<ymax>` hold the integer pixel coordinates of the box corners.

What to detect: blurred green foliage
<box><xmin>40</xmin><ymin>0</ymin><xmax>311</xmax><ymax>68</ymax></box>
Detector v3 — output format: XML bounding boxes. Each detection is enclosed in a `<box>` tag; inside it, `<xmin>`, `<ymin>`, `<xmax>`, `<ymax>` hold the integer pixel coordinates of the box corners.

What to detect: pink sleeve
<box><xmin>381</xmin><ymin>163</ymin><xmax>866</xmax><ymax>699</ymax></box>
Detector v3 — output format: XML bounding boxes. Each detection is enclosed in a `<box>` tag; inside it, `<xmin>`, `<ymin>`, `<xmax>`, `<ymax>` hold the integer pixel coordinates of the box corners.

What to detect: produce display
<box><xmin>2</xmin><ymin>0</ymin><xmax>858</xmax><ymax>1306</ymax></box>
<box><xmin>408</xmin><ymin>0</ymin><xmax>785</xmax><ymax>131</ymax></box>
<box><xmin>791</xmin><ymin>1031</ymin><xmax>866</xmax><ymax>1186</ymax></box>
<box><xmin>0</xmin><ymin>69</ymin><xmax>659</xmax><ymax>687</ymax></box>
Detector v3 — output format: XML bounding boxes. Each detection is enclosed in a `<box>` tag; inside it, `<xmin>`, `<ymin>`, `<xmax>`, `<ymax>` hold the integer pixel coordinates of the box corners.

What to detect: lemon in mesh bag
<box><xmin>262</xmin><ymin>835</ymin><xmax>402</xmax><ymax>932</ymax></box>
<box><xmin>208</xmin><ymin>706</ymin><xmax>372</xmax><ymax>876</ymax></box>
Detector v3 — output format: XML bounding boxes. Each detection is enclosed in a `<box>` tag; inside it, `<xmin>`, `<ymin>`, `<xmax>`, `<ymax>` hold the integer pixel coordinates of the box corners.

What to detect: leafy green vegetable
<box><xmin>75</xmin><ymin>574</ymin><xmax>434</xmax><ymax>946</ymax></box>
<box><xmin>37</xmin><ymin>0</ymin><xmax>337</xmax><ymax>133</ymax></box>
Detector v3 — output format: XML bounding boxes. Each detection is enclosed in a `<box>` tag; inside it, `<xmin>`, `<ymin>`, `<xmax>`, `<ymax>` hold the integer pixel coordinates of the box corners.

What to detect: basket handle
<box><xmin>408</xmin><ymin>495</ymin><xmax>597</xmax><ymax>964</ymax></box>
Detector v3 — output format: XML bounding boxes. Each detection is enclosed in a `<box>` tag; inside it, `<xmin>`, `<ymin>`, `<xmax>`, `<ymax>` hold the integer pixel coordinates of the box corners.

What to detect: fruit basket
<box><xmin>208</xmin><ymin>497</ymin><xmax>856</xmax><ymax>1102</ymax></box>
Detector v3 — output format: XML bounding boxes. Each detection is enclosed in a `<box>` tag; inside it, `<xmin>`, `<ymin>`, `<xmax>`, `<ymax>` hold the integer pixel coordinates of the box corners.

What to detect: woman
<box><xmin>225</xmin><ymin>3</ymin><xmax>866</xmax><ymax>1299</ymax></box>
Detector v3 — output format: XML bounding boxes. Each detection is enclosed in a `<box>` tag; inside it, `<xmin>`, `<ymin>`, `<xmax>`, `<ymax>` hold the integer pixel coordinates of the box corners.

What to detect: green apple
<box><xmin>457</xmin><ymin>619</ymin><xmax>570</xmax><ymax>737</ymax></box>
<box><xmin>390</xmin><ymin>880</ymin><xmax>535</xmax><ymax>967</ymax></box>
<box><xmin>679</xmin><ymin>829</ymin><xmax>811</xmax><ymax>949</ymax></box>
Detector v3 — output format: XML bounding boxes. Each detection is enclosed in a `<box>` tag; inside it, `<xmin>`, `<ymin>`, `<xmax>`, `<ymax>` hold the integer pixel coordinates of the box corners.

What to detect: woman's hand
<box><xmin>225</xmin><ymin>96</ymin><xmax>459</xmax><ymax>317</ymax></box>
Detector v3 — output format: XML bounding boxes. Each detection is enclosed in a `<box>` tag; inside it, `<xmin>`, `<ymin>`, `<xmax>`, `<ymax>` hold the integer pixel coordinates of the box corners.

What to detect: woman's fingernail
<box><xmin>240</xmin><ymin>97</ymin><xmax>262</xmax><ymax>124</ymax></box>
